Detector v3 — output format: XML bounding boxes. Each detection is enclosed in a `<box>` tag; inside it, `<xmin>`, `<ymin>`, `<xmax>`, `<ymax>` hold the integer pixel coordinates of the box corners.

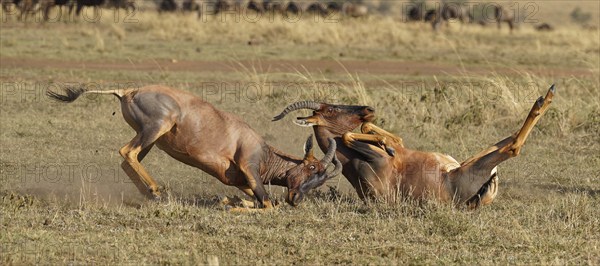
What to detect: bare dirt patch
<box><xmin>1</xmin><ymin>57</ymin><xmax>595</xmax><ymax>78</ymax></box>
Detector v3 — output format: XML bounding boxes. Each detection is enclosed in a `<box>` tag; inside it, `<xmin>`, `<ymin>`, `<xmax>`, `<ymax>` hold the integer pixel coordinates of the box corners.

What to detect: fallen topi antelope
<box><xmin>273</xmin><ymin>85</ymin><xmax>556</xmax><ymax>209</ymax></box>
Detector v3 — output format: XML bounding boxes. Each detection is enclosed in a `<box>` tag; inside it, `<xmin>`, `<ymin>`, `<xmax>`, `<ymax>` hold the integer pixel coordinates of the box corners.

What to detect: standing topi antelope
<box><xmin>305</xmin><ymin>2</ymin><xmax>327</xmax><ymax>17</ymax></box>
<box><xmin>47</xmin><ymin>85</ymin><xmax>342</xmax><ymax>210</ymax></box>
<box><xmin>431</xmin><ymin>1</ymin><xmax>471</xmax><ymax>31</ymax></box>
<box><xmin>273</xmin><ymin>85</ymin><xmax>556</xmax><ymax>209</ymax></box>
<box><xmin>71</xmin><ymin>0</ymin><xmax>105</xmax><ymax>17</ymax></box>
<box><xmin>342</xmin><ymin>2</ymin><xmax>368</xmax><ymax>18</ymax></box>
<box><xmin>493</xmin><ymin>4</ymin><xmax>515</xmax><ymax>33</ymax></box>
<box><xmin>40</xmin><ymin>0</ymin><xmax>74</xmax><ymax>22</ymax></box>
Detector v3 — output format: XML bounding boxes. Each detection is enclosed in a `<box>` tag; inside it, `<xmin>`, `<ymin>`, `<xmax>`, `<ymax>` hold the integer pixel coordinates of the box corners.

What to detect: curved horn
<box><xmin>272</xmin><ymin>101</ymin><xmax>321</xmax><ymax>121</ymax></box>
<box><xmin>320</xmin><ymin>138</ymin><xmax>337</xmax><ymax>168</ymax></box>
<box><xmin>303</xmin><ymin>134</ymin><xmax>314</xmax><ymax>159</ymax></box>
<box><xmin>327</xmin><ymin>156</ymin><xmax>343</xmax><ymax>179</ymax></box>
<box><xmin>298</xmin><ymin>154</ymin><xmax>343</xmax><ymax>193</ymax></box>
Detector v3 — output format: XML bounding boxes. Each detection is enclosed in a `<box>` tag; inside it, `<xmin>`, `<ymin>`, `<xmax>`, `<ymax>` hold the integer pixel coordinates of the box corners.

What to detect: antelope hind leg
<box><xmin>465</xmin><ymin>169</ymin><xmax>499</xmax><ymax>210</ymax></box>
<box><xmin>462</xmin><ymin>84</ymin><xmax>556</xmax><ymax>166</ymax></box>
<box><xmin>119</xmin><ymin>125</ymin><xmax>173</xmax><ymax>200</ymax></box>
<box><xmin>120</xmin><ymin>144</ymin><xmax>162</xmax><ymax>200</ymax></box>
<box><xmin>502</xmin><ymin>84</ymin><xmax>555</xmax><ymax>155</ymax></box>
<box><xmin>452</xmin><ymin>85</ymin><xmax>555</xmax><ymax>204</ymax></box>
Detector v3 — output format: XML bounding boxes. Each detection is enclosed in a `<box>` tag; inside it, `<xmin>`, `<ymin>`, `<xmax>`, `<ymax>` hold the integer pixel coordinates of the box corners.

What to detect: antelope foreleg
<box><xmin>226</xmin><ymin>185</ymin><xmax>275</xmax><ymax>211</ymax></box>
<box><xmin>360</xmin><ymin>122</ymin><xmax>404</xmax><ymax>148</ymax></box>
<box><xmin>228</xmin><ymin>206</ymin><xmax>274</xmax><ymax>213</ymax></box>
<box><xmin>222</xmin><ymin>187</ymin><xmax>272</xmax><ymax>212</ymax></box>
<box><xmin>239</xmin><ymin>165</ymin><xmax>274</xmax><ymax>209</ymax></box>
<box><xmin>236</xmin><ymin>186</ymin><xmax>262</xmax><ymax>208</ymax></box>
<box><xmin>220</xmin><ymin>194</ymin><xmax>256</xmax><ymax>209</ymax></box>
<box><xmin>343</xmin><ymin>132</ymin><xmax>392</xmax><ymax>158</ymax></box>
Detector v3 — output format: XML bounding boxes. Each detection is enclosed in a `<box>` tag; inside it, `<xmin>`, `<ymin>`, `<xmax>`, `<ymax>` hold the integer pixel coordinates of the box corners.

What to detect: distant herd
<box><xmin>181</xmin><ymin>0</ymin><xmax>370</xmax><ymax>18</ymax></box>
<box><xmin>0</xmin><ymin>0</ymin><xmax>555</xmax><ymax>32</ymax></box>
<box><xmin>406</xmin><ymin>2</ymin><xmax>556</xmax><ymax>32</ymax></box>
<box><xmin>1</xmin><ymin>0</ymin><xmax>370</xmax><ymax>21</ymax></box>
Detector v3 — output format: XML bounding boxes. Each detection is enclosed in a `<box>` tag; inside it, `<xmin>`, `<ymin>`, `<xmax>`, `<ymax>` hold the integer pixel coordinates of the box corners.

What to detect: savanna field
<box><xmin>1</xmin><ymin>0</ymin><xmax>599</xmax><ymax>264</ymax></box>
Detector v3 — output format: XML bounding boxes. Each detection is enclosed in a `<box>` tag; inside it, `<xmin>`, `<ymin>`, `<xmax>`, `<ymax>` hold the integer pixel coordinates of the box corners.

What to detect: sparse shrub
<box><xmin>426</xmin><ymin>211</ymin><xmax>470</xmax><ymax>237</ymax></box>
<box><xmin>377</xmin><ymin>1</ymin><xmax>392</xmax><ymax>15</ymax></box>
<box><xmin>1</xmin><ymin>193</ymin><xmax>40</xmax><ymax>210</ymax></box>
<box><xmin>570</xmin><ymin>7</ymin><xmax>591</xmax><ymax>25</ymax></box>
<box><xmin>536</xmin><ymin>107</ymin><xmax>568</xmax><ymax>136</ymax></box>
<box><xmin>578</xmin><ymin>108</ymin><xmax>600</xmax><ymax>141</ymax></box>
<box><xmin>310</xmin><ymin>185</ymin><xmax>345</xmax><ymax>202</ymax></box>
<box><xmin>445</xmin><ymin>103</ymin><xmax>485</xmax><ymax>129</ymax></box>
<box><xmin>584</xmin><ymin>109</ymin><xmax>600</xmax><ymax>132</ymax></box>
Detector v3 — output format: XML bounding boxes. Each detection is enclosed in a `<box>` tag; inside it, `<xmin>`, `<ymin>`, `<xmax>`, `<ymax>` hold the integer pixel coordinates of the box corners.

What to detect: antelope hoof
<box><xmin>228</xmin><ymin>207</ymin><xmax>257</xmax><ymax>213</ymax></box>
<box><xmin>227</xmin><ymin>205</ymin><xmax>274</xmax><ymax>213</ymax></box>
<box><xmin>218</xmin><ymin>195</ymin><xmax>231</xmax><ymax>206</ymax></box>
<box><xmin>219</xmin><ymin>195</ymin><xmax>261</xmax><ymax>208</ymax></box>
<box><xmin>385</xmin><ymin>146</ymin><xmax>396</xmax><ymax>157</ymax></box>
<box><xmin>535</xmin><ymin>96</ymin><xmax>544</xmax><ymax>108</ymax></box>
<box><xmin>150</xmin><ymin>186</ymin><xmax>165</xmax><ymax>201</ymax></box>
<box><xmin>151</xmin><ymin>191</ymin><xmax>162</xmax><ymax>201</ymax></box>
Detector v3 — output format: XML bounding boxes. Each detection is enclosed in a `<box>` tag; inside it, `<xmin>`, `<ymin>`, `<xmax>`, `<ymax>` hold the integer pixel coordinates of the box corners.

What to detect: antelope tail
<box><xmin>46</xmin><ymin>87</ymin><xmax>127</xmax><ymax>103</ymax></box>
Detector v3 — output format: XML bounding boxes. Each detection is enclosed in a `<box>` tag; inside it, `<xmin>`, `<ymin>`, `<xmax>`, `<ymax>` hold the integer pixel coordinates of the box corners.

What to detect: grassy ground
<box><xmin>1</xmin><ymin>1</ymin><xmax>599</xmax><ymax>264</ymax></box>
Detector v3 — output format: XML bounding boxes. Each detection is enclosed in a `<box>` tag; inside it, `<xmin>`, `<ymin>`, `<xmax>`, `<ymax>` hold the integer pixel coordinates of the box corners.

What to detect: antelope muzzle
<box><xmin>286</xmin><ymin>189</ymin><xmax>305</xmax><ymax>207</ymax></box>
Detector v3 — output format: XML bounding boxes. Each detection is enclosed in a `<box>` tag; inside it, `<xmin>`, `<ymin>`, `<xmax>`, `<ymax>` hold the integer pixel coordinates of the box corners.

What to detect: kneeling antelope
<box><xmin>273</xmin><ymin>85</ymin><xmax>556</xmax><ymax>209</ymax></box>
<box><xmin>47</xmin><ymin>85</ymin><xmax>341</xmax><ymax>209</ymax></box>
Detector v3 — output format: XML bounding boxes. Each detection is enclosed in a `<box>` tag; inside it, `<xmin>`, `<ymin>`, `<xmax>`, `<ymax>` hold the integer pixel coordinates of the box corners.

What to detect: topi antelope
<box><xmin>406</xmin><ymin>3</ymin><xmax>426</xmax><ymax>22</ymax></box>
<box><xmin>493</xmin><ymin>5</ymin><xmax>515</xmax><ymax>32</ymax></box>
<box><xmin>431</xmin><ymin>2</ymin><xmax>471</xmax><ymax>31</ymax></box>
<box><xmin>342</xmin><ymin>2</ymin><xmax>368</xmax><ymax>18</ymax></box>
<box><xmin>47</xmin><ymin>85</ymin><xmax>342</xmax><ymax>210</ymax></box>
<box><xmin>305</xmin><ymin>2</ymin><xmax>327</xmax><ymax>17</ymax></box>
<box><xmin>71</xmin><ymin>0</ymin><xmax>105</xmax><ymax>16</ymax></box>
<box><xmin>40</xmin><ymin>0</ymin><xmax>74</xmax><ymax>21</ymax></box>
<box><xmin>158</xmin><ymin>0</ymin><xmax>177</xmax><ymax>12</ymax></box>
<box><xmin>263</xmin><ymin>0</ymin><xmax>284</xmax><ymax>15</ymax></box>
<box><xmin>274</xmin><ymin>85</ymin><xmax>556</xmax><ymax>209</ymax></box>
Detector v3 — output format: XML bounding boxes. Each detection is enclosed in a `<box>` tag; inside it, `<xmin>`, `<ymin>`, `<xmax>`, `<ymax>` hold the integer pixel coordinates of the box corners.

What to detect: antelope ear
<box><xmin>303</xmin><ymin>135</ymin><xmax>314</xmax><ymax>159</ymax></box>
<box><xmin>294</xmin><ymin>116</ymin><xmax>319</xmax><ymax>127</ymax></box>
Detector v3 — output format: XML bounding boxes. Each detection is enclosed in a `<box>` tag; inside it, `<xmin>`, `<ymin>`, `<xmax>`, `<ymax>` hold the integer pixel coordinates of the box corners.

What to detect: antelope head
<box><xmin>285</xmin><ymin>135</ymin><xmax>342</xmax><ymax>206</ymax></box>
<box><xmin>272</xmin><ymin>101</ymin><xmax>376</xmax><ymax>135</ymax></box>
